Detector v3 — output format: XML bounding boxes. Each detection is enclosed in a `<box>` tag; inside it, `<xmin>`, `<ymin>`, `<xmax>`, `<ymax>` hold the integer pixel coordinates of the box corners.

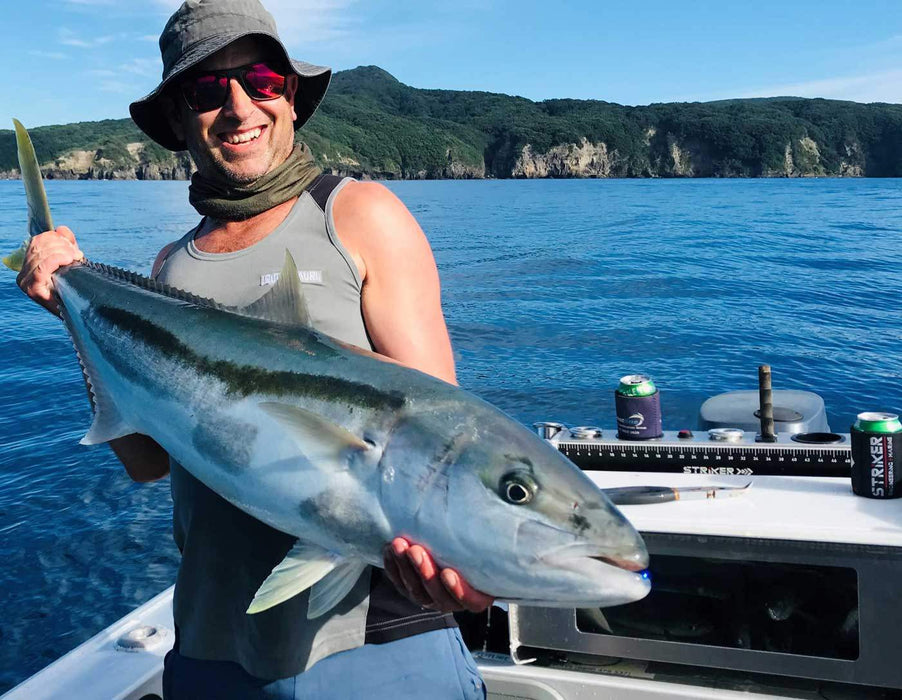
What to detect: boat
<box><xmin>4</xmin><ymin>385</ymin><xmax>902</xmax><ymax>699</ymax></box>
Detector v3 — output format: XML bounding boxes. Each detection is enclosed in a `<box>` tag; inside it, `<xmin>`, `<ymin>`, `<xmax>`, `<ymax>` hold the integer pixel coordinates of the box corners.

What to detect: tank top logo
<box><xmin>260</xmin><ymin>270</ymin><xmax>324</xmax><ymax>286</ymax></box>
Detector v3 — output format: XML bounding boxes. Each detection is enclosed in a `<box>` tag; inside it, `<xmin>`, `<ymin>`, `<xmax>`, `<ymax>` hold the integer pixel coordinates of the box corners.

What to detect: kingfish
<box><xmin>5</xmin><ymin>120</ymin><xmax>650</xmax><ymax>618</ymax></box>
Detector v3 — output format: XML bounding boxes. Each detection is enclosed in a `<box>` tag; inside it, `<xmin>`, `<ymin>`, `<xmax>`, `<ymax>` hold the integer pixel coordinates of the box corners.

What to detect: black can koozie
<box><xmin>615</xmin><ymin>391</ymin><xmax>663</xmax><ymax>440</ymax></box>
<box><xmin>851</xmin><ymin>429</ymin><xmax>902</xmax><ymax>499</ymax></box>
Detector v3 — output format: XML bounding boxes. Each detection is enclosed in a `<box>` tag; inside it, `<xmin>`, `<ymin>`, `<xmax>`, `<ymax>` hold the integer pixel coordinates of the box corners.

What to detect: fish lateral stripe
<box><xmin>92</xmin><ymin>305</ymin><xmax>407</xmax><ymax>408</ymax></box>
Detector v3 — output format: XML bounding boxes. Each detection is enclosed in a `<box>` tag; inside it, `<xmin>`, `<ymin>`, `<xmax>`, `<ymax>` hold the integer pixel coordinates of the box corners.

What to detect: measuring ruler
<box><xmin>552</xmin><ymin>430</ymin><xmax>851</xmax><ymax>477</ymax></box>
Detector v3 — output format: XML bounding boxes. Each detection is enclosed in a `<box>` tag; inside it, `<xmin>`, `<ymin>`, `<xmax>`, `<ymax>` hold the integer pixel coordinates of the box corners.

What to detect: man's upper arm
<box><xmin>332</xmin><ymin>182</ymin><xmax>456</xmax><ymax>385</ymax></box>
<box><xmin>152</xmin><ymin>242</ymin><xmax>177</xmax><ymax>279</ymax></box>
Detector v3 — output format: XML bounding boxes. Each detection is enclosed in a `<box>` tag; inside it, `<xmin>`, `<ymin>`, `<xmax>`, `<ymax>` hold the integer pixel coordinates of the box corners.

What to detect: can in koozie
<box><xmin>615</xmin><ymin>374</ymin><xmax>663</xmax><ymax>440</ymax></box>
<box><xmin>850</xmin><ymin>412</ymin><xmax>902</xmax><ymax>499</ymax></box>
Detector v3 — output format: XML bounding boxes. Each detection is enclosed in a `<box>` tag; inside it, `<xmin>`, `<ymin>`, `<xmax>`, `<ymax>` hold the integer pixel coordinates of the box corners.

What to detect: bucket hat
<box><xmin>129</xmin><ymin>0</ymin><xmax>331</xmax><ymax>151</ymax></box>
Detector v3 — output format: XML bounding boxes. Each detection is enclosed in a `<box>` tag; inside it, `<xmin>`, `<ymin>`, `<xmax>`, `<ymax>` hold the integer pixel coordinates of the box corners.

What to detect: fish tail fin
<box><xmin>4</xmin><ymin>119</ymin><xmax>54</xmax><ymax>273</ymax></box>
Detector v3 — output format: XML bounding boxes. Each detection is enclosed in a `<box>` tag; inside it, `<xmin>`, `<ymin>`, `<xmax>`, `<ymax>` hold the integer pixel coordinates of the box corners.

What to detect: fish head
<box><xmin>398</xmin><ymin>406</ymin><xmax>651</xmax><ymax>609</ymax></box>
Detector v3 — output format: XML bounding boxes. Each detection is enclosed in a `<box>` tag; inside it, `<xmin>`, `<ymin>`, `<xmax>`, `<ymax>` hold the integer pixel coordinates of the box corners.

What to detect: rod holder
<box><xmin>757</xmin><ymin>364</ymin><xmax>777</xmax><ymax>442</ymax></box>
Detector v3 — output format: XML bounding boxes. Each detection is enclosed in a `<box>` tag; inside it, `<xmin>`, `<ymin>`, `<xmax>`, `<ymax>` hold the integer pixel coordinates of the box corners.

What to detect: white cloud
<box><xmin>57</xmin><ymin>0</ymin><xmax>362</xmax><ymax>54</ymax></box>
<box><xmin>58</xmin><ymin>27</ymin><xmax>116</xmax><ymax>48</ymax></box>
<box><xmin>29</xmin><ymin>50</ymin><xmax>69</xmax><ymax>60</ymax></box>
<box><xmin>85</xmin><ymin>57</ymin><xmax>159</xmax><ymax>79</ymax></box>
<box><xmin>738</xmin><ymin>69</ymin><xmax>902</xmax><ymax>104</ymax></box>
<box><xmin>150</xmin><ymin>0</ymin><xmax>360</xmax><ymax>48</ymax></box>
<box><xmin>98</xmin><ymin>80</ymin><xmax>135</xmax><ymax>94</ymax></box>
<box><xmin>122</xmin><ymin>57</ymin><xmax>162</xmax><ymax>78</ymax></box>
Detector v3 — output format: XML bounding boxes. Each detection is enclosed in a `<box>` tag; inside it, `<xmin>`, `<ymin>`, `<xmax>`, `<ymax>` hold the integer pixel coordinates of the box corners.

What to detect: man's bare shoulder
<box><xmin>332</xmin><ymin>180</ymin><xmax>423</xmax><ymax>247</ymax></box>
<box><xmin>334</xmin><ymin>179</ymin><xmax>394</xmax><ymax>207</ymax></box>
<box><xmin>151</xmin><ymin>241</ymin><xmax>179</xmax><ymax>278</ymax></box>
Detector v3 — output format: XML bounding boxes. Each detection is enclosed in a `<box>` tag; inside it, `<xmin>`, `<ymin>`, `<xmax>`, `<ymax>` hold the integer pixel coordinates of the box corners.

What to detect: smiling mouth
<box><xmin>219</xmin><ymin>126</ymin><xmax>264</xmax><ymax>145</ymax></box>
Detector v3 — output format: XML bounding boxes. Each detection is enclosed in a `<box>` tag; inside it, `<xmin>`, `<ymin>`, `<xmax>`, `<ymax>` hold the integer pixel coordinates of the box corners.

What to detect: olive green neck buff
<box><xmin>189</xmin><ymin>143</ymin><xmax>321</xmax><ymax>221</ymax></box>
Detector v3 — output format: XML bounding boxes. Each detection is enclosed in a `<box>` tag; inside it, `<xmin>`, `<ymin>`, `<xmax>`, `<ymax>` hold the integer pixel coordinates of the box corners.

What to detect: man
<box><xmin>17</xmin><ymin>1</ymin><xmax>490</xmax><ymax>697</ymax></box>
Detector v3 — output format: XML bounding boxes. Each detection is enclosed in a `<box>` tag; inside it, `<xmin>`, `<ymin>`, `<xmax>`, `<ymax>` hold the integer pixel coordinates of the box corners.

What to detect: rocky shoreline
<box><xmin>0</xmin><ymin>136</ymin><xmax>874</xmax><ymax>182</ymax></box>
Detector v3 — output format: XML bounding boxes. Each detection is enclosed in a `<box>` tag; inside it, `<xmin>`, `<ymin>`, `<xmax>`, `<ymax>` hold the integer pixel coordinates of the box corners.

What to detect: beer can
<box><xmin>851</xmin><ymin>411</ymin><xmax>902</xmax><ymax>499</ymax></box>
<box><xmin>615</xmin><ymin>374</ymin><xmax>663</xmax><ymax>440</ymax></box>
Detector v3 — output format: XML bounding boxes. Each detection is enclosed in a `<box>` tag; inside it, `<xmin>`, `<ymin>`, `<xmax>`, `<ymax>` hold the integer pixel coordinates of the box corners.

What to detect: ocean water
<box><xmin>1</xmin><ymin>177</ymin><xmax>901</xmax><ymax>690</ymax></box>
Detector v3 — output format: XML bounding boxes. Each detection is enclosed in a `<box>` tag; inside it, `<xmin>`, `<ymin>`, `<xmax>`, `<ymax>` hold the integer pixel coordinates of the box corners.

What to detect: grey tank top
<box><xmin>154</xmin><ymin>176</ymin><xmax>454</xmax><ymax>680</ymax></box>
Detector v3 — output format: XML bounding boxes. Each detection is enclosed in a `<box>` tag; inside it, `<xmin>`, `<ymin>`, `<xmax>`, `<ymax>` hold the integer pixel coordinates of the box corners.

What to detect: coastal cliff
<box><xmin>28</xmin><ymin>144</ymin><xmax>193</xmax><ymax>181</ymax></box>
<box><xmin>2</xmin><ymin>66</ymin><xmax>900</xmax><ymax>180</ymax></box>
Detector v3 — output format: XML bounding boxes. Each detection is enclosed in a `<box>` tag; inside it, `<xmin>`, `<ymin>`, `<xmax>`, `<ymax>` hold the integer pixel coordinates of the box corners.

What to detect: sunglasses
<box><xmin>179</xmin><ymin>61</ymin><xmax>288</xmax><ymax>113</ymax></box>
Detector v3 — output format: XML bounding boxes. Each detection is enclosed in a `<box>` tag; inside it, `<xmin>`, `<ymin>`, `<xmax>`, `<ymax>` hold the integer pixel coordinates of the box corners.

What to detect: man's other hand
<box><xmin>383</xmin><ymin>537</ymin><xmax>494</xmax><ymax>613</ymax></box>
<box><xmin>17</xmin><ymin>226</ymin><xmax>84</xmax><ymax>315</ymax></box>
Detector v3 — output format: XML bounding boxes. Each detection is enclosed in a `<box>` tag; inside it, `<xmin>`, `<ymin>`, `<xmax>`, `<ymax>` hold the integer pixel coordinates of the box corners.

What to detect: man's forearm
<box><xmin>110</xmin><ymin>433</ymin><xmax>170</xmax><ymax>482</ymax></box>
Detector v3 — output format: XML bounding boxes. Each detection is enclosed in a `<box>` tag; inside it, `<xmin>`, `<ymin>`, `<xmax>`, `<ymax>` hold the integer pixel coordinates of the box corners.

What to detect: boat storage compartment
<box><xmin>509</xmin><ymin>472</ymin><xmax>902</xmax><ymax>690</ymax></box>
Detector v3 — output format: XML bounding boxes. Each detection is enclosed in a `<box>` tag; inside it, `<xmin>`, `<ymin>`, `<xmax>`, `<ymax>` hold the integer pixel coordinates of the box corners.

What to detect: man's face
<box><xmin>171</xmin><ymin>36</ymin><xmax>299</xmax><ymax>184</ymax></box>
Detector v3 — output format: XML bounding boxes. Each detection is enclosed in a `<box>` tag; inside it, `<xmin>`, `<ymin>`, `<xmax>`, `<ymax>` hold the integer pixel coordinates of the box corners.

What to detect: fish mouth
<box><xmin>502</xmin><ymin>549</ymin><xmax>651</xmax><ymax>608</ymax></box>
<box><xmin>519</xmin><ymin>519</ymin><xmax>650</xmax><ymax>574</ymax></box>
<box><xmin>591</xmin><ymin>553</ymin><xmax>647</xmax><ymax>573</ymax></box>
<box><xmin>542</xmin><ymin>542</ymin><xmax>649</xmax><ymax>573</ymax></box>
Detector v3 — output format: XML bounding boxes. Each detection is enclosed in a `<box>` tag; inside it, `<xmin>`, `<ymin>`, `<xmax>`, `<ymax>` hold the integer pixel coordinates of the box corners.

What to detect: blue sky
<box><xmin>3</xmin><ymin>0</ymin><xmax>902</xmax><ymax>128</ymax></box>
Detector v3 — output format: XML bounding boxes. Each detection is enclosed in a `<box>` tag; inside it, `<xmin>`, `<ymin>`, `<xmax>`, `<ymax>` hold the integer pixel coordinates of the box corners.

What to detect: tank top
<box><xmin>154</xmin><ymin>175</ymin><xmax>456</xmax><ymax>680</ymax></box>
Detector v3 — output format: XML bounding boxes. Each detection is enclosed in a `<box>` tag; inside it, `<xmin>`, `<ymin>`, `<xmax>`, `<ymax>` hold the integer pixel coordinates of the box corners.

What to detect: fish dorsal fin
<box><xmin>308</xmin><ymin>560</ymin><xmax>368</xmax><ymax>619</ymax></box>
<box><xmin>239</xmin><ymin>251</ymin><xmax>310</xmax><ymax>327</ymax></box>
<box><xmin>247</xmin><ymin>541</ymin><xmax>339</xmax><ymax>614</ymax></box>
<box><xmin>85</xmin><ymin>261</ymin><xmax>225</xmax><ymax>310</ymax></box>
<box><xmin>259</xmin><ymin>402</ymin><xmax>378</xmax><ymax>471</ymax></box>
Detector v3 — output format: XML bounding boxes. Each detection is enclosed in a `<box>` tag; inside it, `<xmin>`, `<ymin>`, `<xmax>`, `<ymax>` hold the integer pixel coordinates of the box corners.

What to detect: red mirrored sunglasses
<box><xmin>179</xmin><ymin>62</ymin><xmax>288</xmax><ymax>113</ymax></box>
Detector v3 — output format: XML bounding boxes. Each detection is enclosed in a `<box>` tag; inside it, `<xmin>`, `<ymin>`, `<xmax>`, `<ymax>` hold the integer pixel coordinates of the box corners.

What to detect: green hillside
<box><xmin>2</xmin><ymin>66</ymin><xmax>901</xmax><ymax>179</ymax></box>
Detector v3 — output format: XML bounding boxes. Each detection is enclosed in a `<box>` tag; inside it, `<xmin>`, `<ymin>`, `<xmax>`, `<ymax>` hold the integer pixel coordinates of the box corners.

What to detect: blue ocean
<box><xmin>1</xmin><ymin>178</ymin><xmax>901</xmax><ymax>690</ymax></box>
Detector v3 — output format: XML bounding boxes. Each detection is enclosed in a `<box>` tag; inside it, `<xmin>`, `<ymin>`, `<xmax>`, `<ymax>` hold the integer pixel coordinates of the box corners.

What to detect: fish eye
<box><xmin>500</xmin><ymin>472</ymin><xmax>537</xmax><ymax>505</ymax></box>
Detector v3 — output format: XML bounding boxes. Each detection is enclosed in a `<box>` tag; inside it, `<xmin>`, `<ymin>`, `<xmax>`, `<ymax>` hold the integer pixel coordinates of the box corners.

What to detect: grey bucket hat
<box><xmin>129</xmin><ymin>0</ymin><xmax>331</xmax><ymax>151</ymax></box>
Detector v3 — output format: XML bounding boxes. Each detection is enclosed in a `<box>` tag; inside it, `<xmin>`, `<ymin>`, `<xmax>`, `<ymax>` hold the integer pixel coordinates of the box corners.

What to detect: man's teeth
<box><xmin>224</xmin><ymin>128</ymin><xmax>262</xmax><ymax>144</ymax></box>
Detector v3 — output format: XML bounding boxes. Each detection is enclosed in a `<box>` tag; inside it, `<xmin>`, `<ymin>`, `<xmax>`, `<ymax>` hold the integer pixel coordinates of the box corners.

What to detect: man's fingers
<box><xmin>56</xmin><ymin>226</ymin><xmax>76</xmax><ymax>245</ymax></box>
<box><xmin>395</xmin><ymin>559</ymin><xmax>431</xmax><ymax>607</ymax></box>
<box><xmin>387</xmin><ymin>539</ymin><xmax>432</xmax><ymax>607</ymax></box>
<box><xmin>15</xmin><ymin>265</ymin><xmax>57</xmax><ymax>313</ymax></box>
<box><xmin>382</xmin><ymin>546</ymin><xmax>403</xmax><ymax>589</ymax></box>
<box><xmin>26</xmin><ymin>230</ymin><xmax>84</xmax><ymax>269</ymax></box>
<box><xmin>441</xmin><ymin>569</ymin><xmax>494</xmax><ymax>613</ymax></box>
<box><xmin>17</xmin><ymin>235</ymin><xmax>83</xmax><ymax>313</ymax></box>
<box><xmin>406</xmin><ymin>545</ymin><xmax>462</xmax><ymax>612</ymax></box>
<box><xmin>385</xmin><ymin>538</ymin><xmax>493</xmax><ymax>613</ymax></box>
<box><xmin>19</xmin><ymin>251</ymin><xmax>67</xmax><ymax>292</ymax></box>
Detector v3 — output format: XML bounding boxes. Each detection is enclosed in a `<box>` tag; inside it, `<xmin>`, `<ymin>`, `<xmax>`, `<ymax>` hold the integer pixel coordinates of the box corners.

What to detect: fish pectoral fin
<box><xmin>259</xmin><ymin>402</ymin><xmax>374</xmax><ymax>467</ymax></box>
<box><xmin>578</xmin><ymin>607</ymin><xmax>612</xmax><ymax>633</ymax></box>
<box><xmin>238</xmin><ymin>251</ymin><xmax>310</xmax><ymax>327</ymax></box>
<box><xmin>247</xmin><ymin>541</ymin><xmax>339</xmax><ymax>615</ymax></box>
<box><xmin>308</xmin><ymin>559</ymin><xmax>368</xmax><ymax>619</ymax></box>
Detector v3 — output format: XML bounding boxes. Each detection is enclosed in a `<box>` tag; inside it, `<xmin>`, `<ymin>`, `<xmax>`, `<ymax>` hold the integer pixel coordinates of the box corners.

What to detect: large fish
<box><xmin>5</xmin><ymin>120</ymin><xmax>650</xmax><ymax>618</ymax></box>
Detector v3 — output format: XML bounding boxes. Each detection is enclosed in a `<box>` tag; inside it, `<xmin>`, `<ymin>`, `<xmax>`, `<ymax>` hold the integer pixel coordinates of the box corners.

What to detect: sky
<box><xmin>3</xmin><ymin>0</ymin><xmax>902</xmax><ymax>128</ymax></box>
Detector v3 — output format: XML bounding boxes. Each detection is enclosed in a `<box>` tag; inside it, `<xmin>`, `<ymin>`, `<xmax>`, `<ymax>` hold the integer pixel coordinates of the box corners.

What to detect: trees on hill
<box><xmin>2</xmin><ymin>69</ymin><xmax>901</xmax><ymax>179</ymax></box>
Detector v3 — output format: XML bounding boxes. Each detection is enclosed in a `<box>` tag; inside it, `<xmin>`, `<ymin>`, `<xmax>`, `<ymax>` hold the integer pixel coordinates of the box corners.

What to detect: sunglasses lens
<box><xmin>180</xmin><ymin>63</ymin><xmax>287</xmax><ymax>111</ymax></box>
<box><xmin>183</xmin><ymin>74</ymin><xmax>228</xmax><ymax>112</ymax></box>
<box><xmin>243</xmin><ymin>63</ymin><xmax>286</xmax><ymax>100</ymax></box>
